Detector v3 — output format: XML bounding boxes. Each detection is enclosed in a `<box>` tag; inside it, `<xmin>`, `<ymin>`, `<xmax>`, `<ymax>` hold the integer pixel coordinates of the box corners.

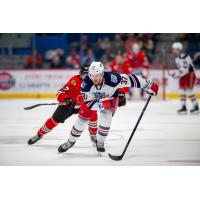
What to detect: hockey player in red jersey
<box><xmin>28</xmin><ymin>65</ymin><xmax>98</xmax><ymax>145</ymax></box>
<box><xmin>58</xmin><ymin>61</ymin><xmax>158</xmax><ymax>153</ymax></box>
<box><xmin>109</xmin><ymin>54</ymin><xmax>132</xmax><ymax>96</ymax></box>
<box><xmin>125</xmin><ymin>43</ymin><xmax>150</xmax><ymax>99</ymax></box>
<box><xmin>109</xmin><ymin>54</ymin><xmax>132</xmax><ymax>74</ymax></box>
<box><xmin>171</xmin><ymin>42</ymin><xmax>199</xmax><ymax>114</ymax></box>
<box><xmin>125</xmin><ymin>43</ymin><xmax>149</xmax><ymax>75</ymax></box>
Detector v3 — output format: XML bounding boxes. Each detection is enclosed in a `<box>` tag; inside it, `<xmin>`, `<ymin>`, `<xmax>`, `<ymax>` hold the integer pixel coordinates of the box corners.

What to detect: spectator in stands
<box><xmin>25</xmin><ymin>50</ymin><xmax>43</xmax><ymax>69</ymax></box>
<box><xmin>80</xmin><ymin>34</ymin><xmax>91</xmax><ymax>56</ymax></box>
<box><xmin>142</xmin><ymin>36</ymin><xmax>154</xmax><ymax>62</ymax></box>
<box><xmin>81</xmin><ymin>48</ymin><xmax>96</xmax><ymax>66</ymax></box>
<box><xmin>49</xmin><ymin>48</ymin><xmax>64</xmax><ymax>69</ymax></box>
<box><xmin>101</xmin><ymin>49</ymin><xmax>114</xmax><ymax>65</ymax></box>
<box><xmin>95</xmin><ymin>38</ymin><xmax>105</xmax><ymax>60</ymax></box>
<box><xmin>102</xmin><ymin>37</ymin><xmax>112</xmax><ymax>51</ymax></box>
<box><xmin>111</xmin><ymin>34</ymin><xmax>124</xmax><ymax>56</ymax></box>
<box><xmin>50</xmin><ymin>55</ymin><xmax>62</xmax><ymax>68</ymax></box>
<box><xmin>65</xmin><ymin>48</ymin><xmax>80</xmax><ymax>69</ymax></box>
<box><xmin>55</xmin><ymin>48</ymin><xmax>65</xmax><ymax>66</ymax></box>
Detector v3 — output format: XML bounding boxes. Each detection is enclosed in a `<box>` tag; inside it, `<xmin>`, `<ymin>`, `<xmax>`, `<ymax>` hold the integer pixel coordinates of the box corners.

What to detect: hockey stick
<box><xmin>108</xmin><ymin>95</ymin><xmax>152</xmax><ymax>161</ymax></box>
<box><xmin>24</xmin><ymin>102</ymin><xmax>66</xmax><ymax>110</ymax></box>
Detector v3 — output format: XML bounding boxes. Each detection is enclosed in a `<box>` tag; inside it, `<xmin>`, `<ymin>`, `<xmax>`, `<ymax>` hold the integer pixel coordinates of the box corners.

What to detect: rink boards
<box><xmin>0</xmin><ymin>69</ymin><xmax>200</xmax><ymax>99</ymax></box>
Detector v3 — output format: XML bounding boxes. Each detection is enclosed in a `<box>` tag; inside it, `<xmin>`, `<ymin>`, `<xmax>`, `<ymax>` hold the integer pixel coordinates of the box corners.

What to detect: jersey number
<box><xmin>121</xmin><ymin>76</ymin><xmax>128</xmax><ymax>85</ymax></box>
<box><xmin>82</xmin><ymin>93</ymin><xmax>88</xmax><ymax>100</ymax></box>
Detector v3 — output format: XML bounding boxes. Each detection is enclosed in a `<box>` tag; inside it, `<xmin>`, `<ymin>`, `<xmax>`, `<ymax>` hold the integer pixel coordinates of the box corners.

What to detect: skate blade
<box><xmin>92</xmin><ymin>142</ymin><xmax>97</xmax><ymax>147</ymax></box>
<box><xmin>97</xmin><ymin>151</ymin><xmax>105</xmax><ymax>157</ymax></box>
<box><xmin>190</xmin><ymin>111</ymin><xmax>199</xmax><ymax>115</ymax></box>
<box><xmin>177</xmin><ymin>112</ymin><xmax>187</xmax><ymax>115</ymax></box>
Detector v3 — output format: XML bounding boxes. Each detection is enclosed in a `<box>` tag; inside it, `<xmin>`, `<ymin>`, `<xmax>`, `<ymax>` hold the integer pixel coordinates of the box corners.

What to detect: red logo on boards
<box><xmin>0</xmin><ymin>72</ymin><xmax>15</xmax><ymax>90</ymax></box>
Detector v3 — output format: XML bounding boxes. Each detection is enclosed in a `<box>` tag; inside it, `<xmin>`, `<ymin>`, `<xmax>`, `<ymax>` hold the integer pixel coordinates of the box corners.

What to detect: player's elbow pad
<box><xmin>56</xmin><ymin>92</ymin><xmax>68</xmax><ymax>103</ymax></box>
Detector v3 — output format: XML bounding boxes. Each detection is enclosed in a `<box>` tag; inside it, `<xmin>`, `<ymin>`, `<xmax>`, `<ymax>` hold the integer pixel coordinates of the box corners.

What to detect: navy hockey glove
<box><xmin>118</xmin><ymin>92</ymin><xmax>126</xmax><ymax>107</ymax></box>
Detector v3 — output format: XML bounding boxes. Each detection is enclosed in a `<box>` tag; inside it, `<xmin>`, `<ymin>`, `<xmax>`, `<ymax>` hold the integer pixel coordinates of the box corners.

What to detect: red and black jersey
<box><xmin>56</xmin><ymin>75</ymin><xmax>84</xmax><ymax>106</ymax></box>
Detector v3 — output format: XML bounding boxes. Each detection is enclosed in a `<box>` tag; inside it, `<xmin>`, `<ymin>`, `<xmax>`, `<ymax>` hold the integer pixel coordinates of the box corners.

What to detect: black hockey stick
<box><xmin>108</xmin><ymin>95</ymin><xmax>152</xmax><ymax>161</ymax></box>
<box><xmin>24</xmin><ymin>102</ymin><xmax>66</xmax><ymax>110</ymax></box>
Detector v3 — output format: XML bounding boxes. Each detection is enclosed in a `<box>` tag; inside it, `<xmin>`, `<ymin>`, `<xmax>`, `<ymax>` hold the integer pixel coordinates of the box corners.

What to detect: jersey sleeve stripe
<box><xmin>130</xmin><ymin>74</ymin><xmax>141</xmax><ymax>88</ymax></box>
<box><xmin>128</xmin><ymin>74</ymin><xmax>137</xmax><ymax>87</ymax></box>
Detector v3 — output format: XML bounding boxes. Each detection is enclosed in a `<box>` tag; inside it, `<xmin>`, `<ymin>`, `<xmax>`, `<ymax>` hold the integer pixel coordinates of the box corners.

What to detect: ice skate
<box><xmin>90</xmin><ymin>135</ymin><xmax>97</xmax><ymax>146</ymax></box>
<box><xmin>190</xmin><ymin>105</ymin><xmax>199</xmax><ymax>114</ymax></box>
<box><xmin>58</xmin><ymin>140</ymin><xmax>75</xmax><ymax>153</ymax></box>
<box><xmin>96</xmin><ymin>141</ymin><xmax>105</xmax><ymax>157</ymax></box>
<box><xmin>177</xmin><ymin>105</ymin><xmax>187</xmax><ymax>114</ymax></box>
<box><xmin>28</xmin><ymin>134</ymin><xmax>42</xmax><ymax>145</ymax></box>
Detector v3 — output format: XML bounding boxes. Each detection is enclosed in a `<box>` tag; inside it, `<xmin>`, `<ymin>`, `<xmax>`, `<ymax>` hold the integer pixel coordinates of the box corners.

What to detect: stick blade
<box><xmin>24</xmin><ymin>105</ymin><xmax>37</xmax><ymax>110</ymax></box>
<box><xmin>24</xmin><ymin>106</ymin><xmax>32</xmax><ymax>110</ymax></box>
<box><xmin>108</xmin><ymin>153</ymin><xmax>123</xmax><ymax>161</ymax></box>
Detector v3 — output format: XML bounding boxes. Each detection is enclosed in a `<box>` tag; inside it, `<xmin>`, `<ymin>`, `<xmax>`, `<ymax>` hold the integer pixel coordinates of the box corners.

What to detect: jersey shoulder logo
<box><xmin>94</xmin><ymin>92</ymin><xmax>106</xmax><ymax>99</ymax></box>
<box><xmin>111</xmin><ymin>74</ymin><xmax>118</xmax><ymax>83</ymax></box>
<box><xmin>71</xmin><ymin>80</ymin><xmax>77</xmax><ymax>86</ymax></box>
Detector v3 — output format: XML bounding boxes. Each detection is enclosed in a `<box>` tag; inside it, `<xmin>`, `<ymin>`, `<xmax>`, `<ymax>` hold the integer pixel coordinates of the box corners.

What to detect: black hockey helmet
<box><xmin>80</xmin><ymin>64</ymin><xmax>89</xmax><ymax>75</ymax></box>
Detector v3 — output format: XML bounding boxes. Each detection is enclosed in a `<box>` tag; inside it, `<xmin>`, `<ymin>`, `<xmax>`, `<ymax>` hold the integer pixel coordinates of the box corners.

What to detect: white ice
<box><xmin>0</xmin><ymin>98</ymin><xmax>200</xmax><ymax>166</ymax></box>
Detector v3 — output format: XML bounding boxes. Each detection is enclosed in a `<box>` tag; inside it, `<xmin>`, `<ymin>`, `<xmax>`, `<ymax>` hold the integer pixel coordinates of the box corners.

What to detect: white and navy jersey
<box><xmin>81</xmin><ymin>71</ymin><xmax>147</xmax><ymax>109</ymax></box>
<box><xmin>175</xmin><ymin>53</ymin><xmax>195</xmax><ymax>77</ymax></box>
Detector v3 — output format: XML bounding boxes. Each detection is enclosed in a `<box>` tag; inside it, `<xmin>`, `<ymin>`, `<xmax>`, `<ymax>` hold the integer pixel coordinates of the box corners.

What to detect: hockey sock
<box><xmin>97</xmin><ymin>125</ymin><xmax>110</xmax><ymax>143</ymax></box>
<box><xmin>96</xmin><ymin>110</ymin><xmax>112</xmax><ymax>143</ymax></box>
<box><xmin>188</xmin><ymin>89</ymin><xmax>198</xmax><ymax>107</ymax></box>
<box><xmin>69</xmin><ymin>117</ymin><xmax>89</xmax><ymax>143</ymax></box>
<box><xmin>38</xmin><ymin>117</ymin><xmax>59</xmax><ymax>137</ymax></box>
<box><xmin>180</xmin><ymin>89</ymin><xmax>186</xmax><ymax>107</ymax></box>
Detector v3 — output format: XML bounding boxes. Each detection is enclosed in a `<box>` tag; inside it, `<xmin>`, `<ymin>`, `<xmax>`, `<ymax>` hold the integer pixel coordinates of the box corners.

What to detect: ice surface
<box><xmin>0</xmin><ymin>99</ymin><xmax>200</xmax><ymax>166</ymax></box>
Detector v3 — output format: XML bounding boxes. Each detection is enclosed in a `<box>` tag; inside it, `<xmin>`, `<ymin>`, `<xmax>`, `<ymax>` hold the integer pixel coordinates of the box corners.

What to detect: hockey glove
<box><xmin>73</xmin><ymin>108</ymin><xmax>79</xmax><ymax>114</ymax></box>
<box><xmin>171</xmin><ymin>72</ymin><xmax>180</xmax><ymax>79</ymax></box>
<box><xmin>98</xmin><ymin>98</ymin><xmax>114</xmax><ymax>111</ymax></box>
<box><xmin>144</xmin><ymin>81</ymin><xmax>159</xmax><ymax>96</ymax></box>
<box><xmin>64</xmin><ymin>98</ymin><xmax>75</xmax><ymax>106</ymax></box>
<box><xmin>118</xmin><ymin>92</ymin><xmax>126</xmax><ymax>107</ymax></box>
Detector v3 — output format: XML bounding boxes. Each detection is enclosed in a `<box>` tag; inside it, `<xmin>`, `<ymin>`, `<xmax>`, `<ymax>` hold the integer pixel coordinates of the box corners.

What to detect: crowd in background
<box><xmin>1</xmin><ymin>33</ymin><xmax>199</xmax><ymax>70</ymax></box>
<box><xmin>24</xmin><ymin>33</ymin><xmax>156</xmax><ymax>70</ymax></box>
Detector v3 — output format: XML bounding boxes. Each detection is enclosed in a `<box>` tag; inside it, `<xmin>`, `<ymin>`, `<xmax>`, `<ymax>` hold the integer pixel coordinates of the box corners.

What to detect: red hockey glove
<box><xmin>98</xmin><ymin>98</ymin><xmax>114</xmax><ymax>111</ymax></box>
<box><xmin>145</xmin><ymin>81</ymin><xmax>159</xmax><ymax>96</ymax></box>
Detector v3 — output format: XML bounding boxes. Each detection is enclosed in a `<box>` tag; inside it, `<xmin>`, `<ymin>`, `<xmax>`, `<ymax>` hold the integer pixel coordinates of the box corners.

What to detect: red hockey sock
<box><xmin>38</xmin><ymin>117</ymin><xmax>59</xmax><ymax>137</ymax></box>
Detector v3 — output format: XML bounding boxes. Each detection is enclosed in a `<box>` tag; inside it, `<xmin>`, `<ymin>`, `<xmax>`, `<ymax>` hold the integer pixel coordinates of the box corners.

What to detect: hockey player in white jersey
<box><xmin>58</xmin><ymin>61</ymin><xmax>159</xmax><ymax>153</ymax></box>
<box><xmin>171</xmin><ymin>42</ymin><xmax>199</xmax><ymax>114</ymax></box>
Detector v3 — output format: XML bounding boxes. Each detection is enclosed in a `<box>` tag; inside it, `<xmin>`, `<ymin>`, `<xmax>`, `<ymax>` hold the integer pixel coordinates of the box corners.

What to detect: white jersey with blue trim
<box><xmin>81</xmin><ymin>71</ymin><xmax>147</xmax><ymax>109</ymax></box>
<box><xmin>175</xmin><ymin>53</ymin><xmax>195</xmax><ymax>77</ymax></box>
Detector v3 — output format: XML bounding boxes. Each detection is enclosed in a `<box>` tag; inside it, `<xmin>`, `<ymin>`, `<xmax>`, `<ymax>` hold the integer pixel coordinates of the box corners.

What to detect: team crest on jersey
<box><xmin>71</xmin><ymin>80</ymin><xmax>77</xmax><ymax>86</ymax></box>
<box><xmin>94</xmin><ymin>92</ymin><xmax>106</xmax><ymax>99</ymax></box>
<box><xmin>111</xmin><ymin>74</ymin><xmax>118</xmax><ymax>83</ymax></box>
